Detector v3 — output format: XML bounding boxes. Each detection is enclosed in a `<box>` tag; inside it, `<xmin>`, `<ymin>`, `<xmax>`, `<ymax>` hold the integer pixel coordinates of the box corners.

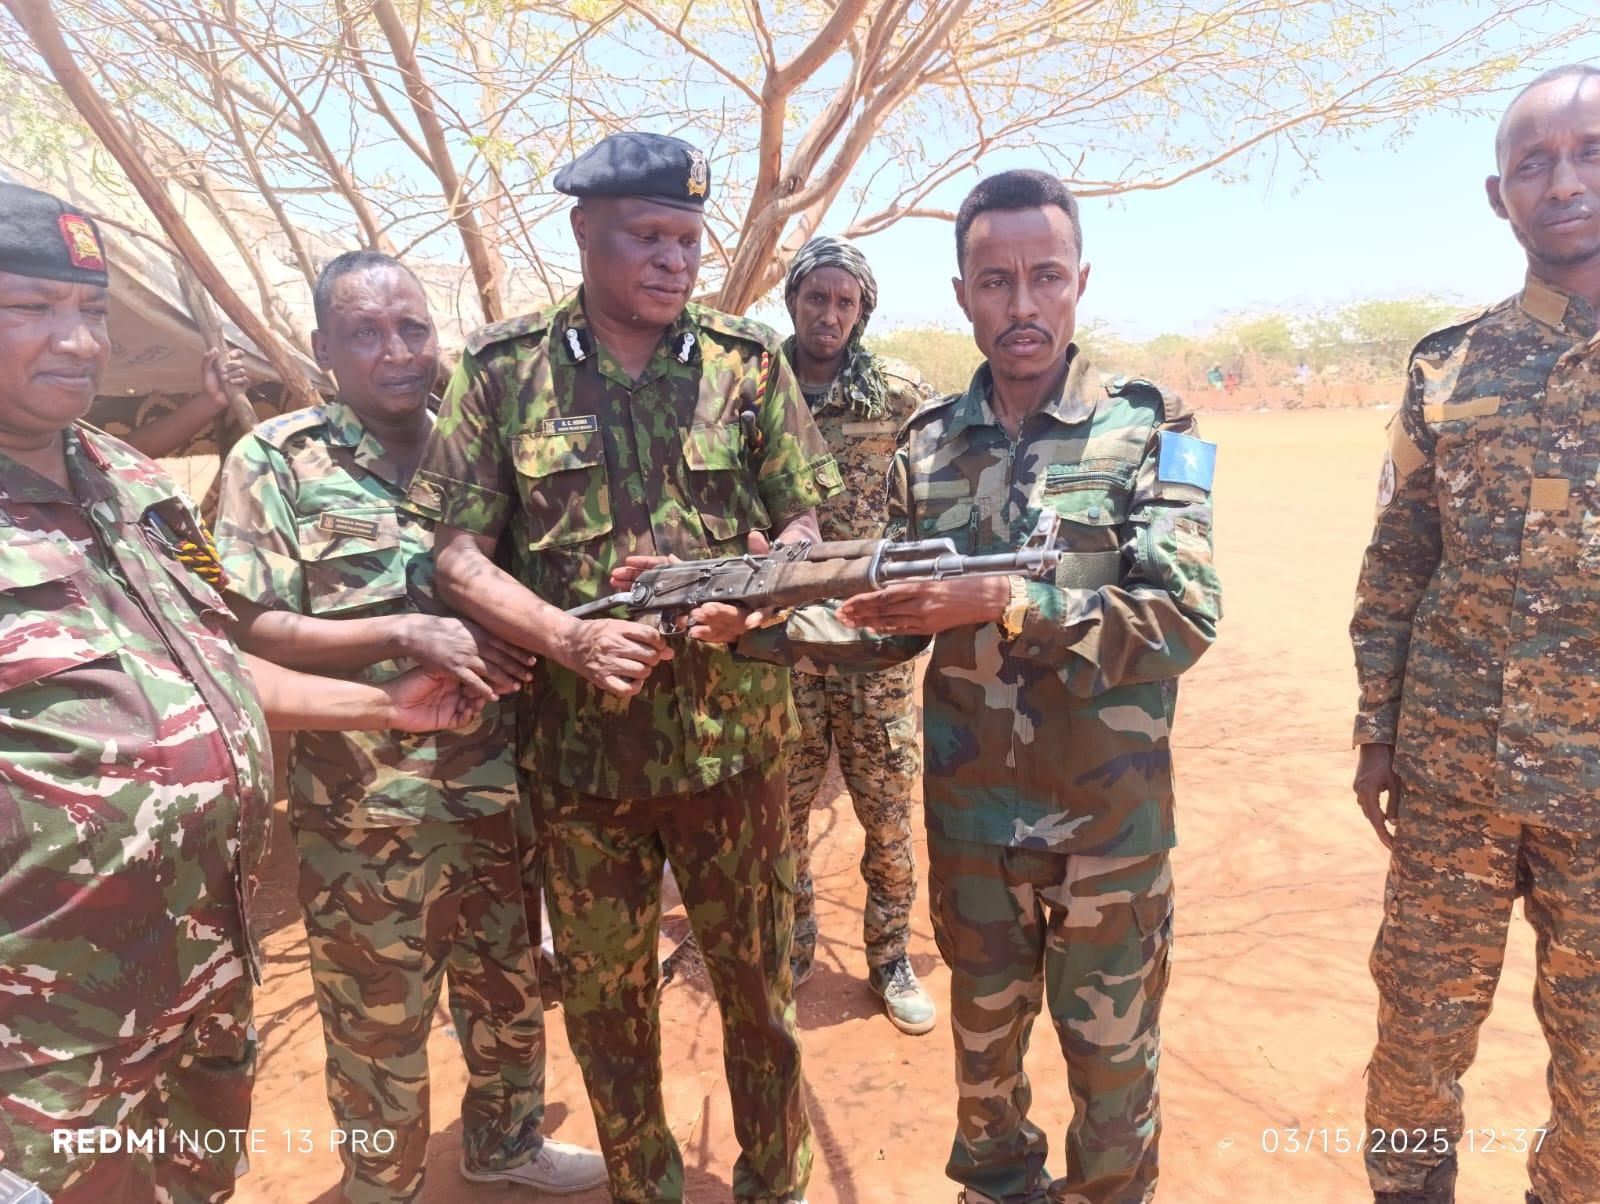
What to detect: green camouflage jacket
<box><xmin>746</xmin><ymin>350</ymin><xmax>1220</xmax><ymax>856</ymax></box>
<box><xmin>0</xmin><ymin>424</ymin><xmax>271</xmax><ymax>1070</ymax></box>
<box><xmin>801</xmin><ymin>354</ymin><xmax>935</xmax><ymax>543</ymax></box>
<box><xmin>214</xmin><ymin>400</ymin><xmax>518</xmax><ymax>830</ymax></box>
<box><xmin>411</xmin><ymin>289</ymin><xmax>842</xmax><ymax>799</ymax></box>
<box><xmin>1352</xmin><ymin>275</ymin><xmax>1600</xmax><ymax>832</ymax></box>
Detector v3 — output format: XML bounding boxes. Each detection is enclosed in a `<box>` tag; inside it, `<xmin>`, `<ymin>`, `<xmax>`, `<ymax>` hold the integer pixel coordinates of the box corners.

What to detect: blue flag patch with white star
<box><xmin>1157</xmin><ymin>431</ymin><xmax>1216</xmax><ymax>491</ymax></box>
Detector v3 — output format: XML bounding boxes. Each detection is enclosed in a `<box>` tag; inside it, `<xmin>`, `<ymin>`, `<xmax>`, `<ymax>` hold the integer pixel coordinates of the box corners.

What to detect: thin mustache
<box><xmin>1000</xmin><ymin>323</ymin><xmax>1051</xmax><ymax>342</ymax></box>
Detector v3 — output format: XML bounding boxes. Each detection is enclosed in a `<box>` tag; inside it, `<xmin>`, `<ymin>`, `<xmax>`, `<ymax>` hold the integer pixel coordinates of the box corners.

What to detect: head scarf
<box><xmin>783</xmin><ymin>235</ymin><xmax>887</xmax><ymax>419</ymax></box>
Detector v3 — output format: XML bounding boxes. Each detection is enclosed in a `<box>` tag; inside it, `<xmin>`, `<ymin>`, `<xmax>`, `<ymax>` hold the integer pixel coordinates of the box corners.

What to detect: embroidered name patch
<box><xmin>318</xmin><ymin>513</ymin><xmax>382</xmax><ymax>540</ymax></box>
<box><xmin>538</xmin><ymin>416</ymin><xmax>600</xmax><ymax>436</ymax></box>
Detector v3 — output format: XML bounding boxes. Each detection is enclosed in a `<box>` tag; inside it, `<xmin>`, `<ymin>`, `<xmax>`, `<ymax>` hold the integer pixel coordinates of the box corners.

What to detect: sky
<box><xmin>837</xmin><ymin>27</ymin><xmax>1600</xmax><ymax>341</ymax></box>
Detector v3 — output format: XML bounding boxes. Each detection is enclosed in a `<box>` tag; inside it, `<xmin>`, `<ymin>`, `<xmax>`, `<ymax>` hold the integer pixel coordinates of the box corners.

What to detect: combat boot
<box><xmin>1373</xmin><ymin>1153</ymin><xmax>1457</xmax><ymax>1203</ymax></box>
<box><xmin>868</xmin><ymin>952</ymin><xmax>936</xmax><ymax>1035</ymax></box>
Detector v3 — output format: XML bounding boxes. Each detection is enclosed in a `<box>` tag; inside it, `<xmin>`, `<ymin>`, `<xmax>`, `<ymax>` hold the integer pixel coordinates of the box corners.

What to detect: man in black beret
<box><xmin>416</xmin><ymin>132</ymin><xmax>841</xmax><ymax>1203</ymax></box>
<box><xmin>0</xmin><ymin>181</ymin><xmax>490</xmax><ymax>1202</ymax></box>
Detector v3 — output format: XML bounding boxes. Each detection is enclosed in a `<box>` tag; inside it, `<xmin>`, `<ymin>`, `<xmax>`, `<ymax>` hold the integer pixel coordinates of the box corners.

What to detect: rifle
<box><xmin>568</xmin><ymin>511</ymin><xmax>1063</xmax><ymax>632</ymax></box>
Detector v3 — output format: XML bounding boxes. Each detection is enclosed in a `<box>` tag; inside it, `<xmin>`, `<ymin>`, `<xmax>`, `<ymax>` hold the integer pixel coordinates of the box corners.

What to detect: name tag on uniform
<box><xmin>538</xmin><ymin>415</ymin><xmax>599</xmax><ymax>436</ymax></box>
<box><xmin>318</xmin><ymin>513</ymin><xmax>382</xmax><ymax>539</ymax></box>
<box><xmin>841</xmin><ymin>420</ymin><xmax>900</xmax><ymax>436</ymax></box>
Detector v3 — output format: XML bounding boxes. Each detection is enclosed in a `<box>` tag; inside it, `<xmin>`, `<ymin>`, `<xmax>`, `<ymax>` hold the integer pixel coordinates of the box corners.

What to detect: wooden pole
<box><xmin>174</xmin><ymin>260</ymin><xmax>259</xmax><ymax>433</ymax></box>
<box><xmin>3</xmin><ymin>0</ymin><xmax>319</xmax><ymax>406</ymax></box>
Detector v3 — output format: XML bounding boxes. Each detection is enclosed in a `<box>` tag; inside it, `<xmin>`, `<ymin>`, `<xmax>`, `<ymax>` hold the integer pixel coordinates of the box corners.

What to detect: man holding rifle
<box><xmin>748</xmin><ymin>169</ymin><xmax>1221</xmax><ymax>1204</ymax></box>
<box><xmin>411</xmin><ymin>132</ymin><xmax>839</xmax><ymax>1204</ymax></box>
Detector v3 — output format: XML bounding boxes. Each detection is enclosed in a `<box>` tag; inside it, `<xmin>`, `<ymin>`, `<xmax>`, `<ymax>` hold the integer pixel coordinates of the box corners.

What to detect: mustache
<box><xmin>999</xmin><ymin>323</ymin><xmax>1052</xmax><ymax>343</ymax></box>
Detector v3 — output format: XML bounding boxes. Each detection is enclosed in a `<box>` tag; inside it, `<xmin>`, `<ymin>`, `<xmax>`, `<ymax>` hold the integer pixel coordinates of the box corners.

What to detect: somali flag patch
<box><xmin>1157</xmin><ymin>431</ymin><xmax>1216</xmax><ymax>492</ymax></box>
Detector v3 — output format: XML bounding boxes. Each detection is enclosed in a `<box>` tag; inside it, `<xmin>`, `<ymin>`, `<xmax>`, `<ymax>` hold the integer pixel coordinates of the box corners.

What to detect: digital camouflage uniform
<box><xmin>214</xmin><ymin>401</ymin><xmax>545</xmax><ymax>1204</ymax></box>
<box><xmin>0</xmin><ymin>425</ymin><xmax>271</xmax><ymax>1203</ymax></box>
<box><xmin>1351</xmin><ymin>276</ymin><xmax>1600</xmax><ymax>1204</ymax></box>
<box><xmin>786</xmin><ymin>355</ymin><xmax>930</xmax><ymax>973</ymax></box>
<box><xmin>750</xmin><ymin>349</ymin><xmax>1220</xmax><ymax>1204</ymax></box>
<box><xmin>412</xmin><ymin>289</ymin><xmax>841</xmax><ymax>1203</ymax></box>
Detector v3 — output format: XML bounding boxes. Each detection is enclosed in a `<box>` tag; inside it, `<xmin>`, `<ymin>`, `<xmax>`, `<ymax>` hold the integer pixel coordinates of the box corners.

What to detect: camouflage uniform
<box><xmin>1352</xmin><ymin>276</ymin><xmax>1600</xmax><ymax>1204</ymax></box>
<box><xmin>752</xmin><ymin>350</ymin><xmax>1220</xmax><ymax>1203</ymax></box>
<box><xmin>412</xmin><ymin>289</ymin><xmax>841</xmax><ymax>1203</ymax></box>
<box><xmin>215</xmin><ymin>401</ymin><xmax>546</xmax><ymax>1204</ymax></box>
<box><xmin>0</xmin><ymin>425</ymin><xmax>271</xmax><ymax>1203</ymax></box>
<box><xmin>786</xmin><ymin>356</ymin><xmax>930</xmax><ymax>972</ymax></box>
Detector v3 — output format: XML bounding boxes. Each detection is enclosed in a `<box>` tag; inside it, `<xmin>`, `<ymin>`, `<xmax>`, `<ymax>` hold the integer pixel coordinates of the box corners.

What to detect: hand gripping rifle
<box><xmin>568</xmin><ymin>511</ymin><xmax>1063</xmax><ymax>632</ymax></box>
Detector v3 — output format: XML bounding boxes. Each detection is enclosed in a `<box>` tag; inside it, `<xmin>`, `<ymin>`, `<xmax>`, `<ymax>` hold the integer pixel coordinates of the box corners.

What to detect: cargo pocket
<box><xmin>513</xmin><ymin>429</ymin><xmax>614</xmax><ymax>549</ymax></box>
<box><xmin>682</xmin><ymin>423</ymin><xmax>769</xmax><ymax>544</ymax></box>
<box><xmin>0</xmin><ymin>537</ymin><xmax>118</xmax><ymax>692</ymax></box>
<box><xmin>1132</xmin><ymin>887</ymin><xmax>1174</xmax><ymax>999</ymax></box>
<box><xmin>295</xmin><ymin>509</ymin><xmax>409</xmax><ymax>615</ymax></box>
<box><xmin>1042</xmin><ymin>465</ymin><xmax>1130</xmax><ymax>566</ymax></box>
<box><xmin>763</xmin><ymin>851</ymin><xmax>799</xmax><ymax>983</ymax></box>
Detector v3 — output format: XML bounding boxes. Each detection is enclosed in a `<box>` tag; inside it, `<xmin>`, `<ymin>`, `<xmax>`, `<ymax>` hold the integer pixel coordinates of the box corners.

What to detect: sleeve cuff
<box><xmin>1007</xmin><ymin>579</ymin><xmax>1096</xmax><ymax>664</ymax></box>
<box><xmin>1353</xmin><ymin>709</ymin><xmax>1399</xmax><ymax>747</ymax></box>
<box><xmin>758</xmin><ymin>454</ymin><xmax>844</xmax><ymax>521</ymax></box>
<box><xmin>414</xmin><ymin>470</ymin><xmax>512</xmax><ymax>536</ymax></box>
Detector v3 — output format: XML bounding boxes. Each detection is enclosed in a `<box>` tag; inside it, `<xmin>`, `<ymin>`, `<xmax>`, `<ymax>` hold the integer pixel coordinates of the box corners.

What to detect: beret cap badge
<box><xmin>686</xmin><ymin>149</ymin><xmax>709</xmax><ymax>199</ymax></box>
<box><xmin>58</xmin><ymin>214</ymin><xmax>105</xmax><ymax>272</ymax></box>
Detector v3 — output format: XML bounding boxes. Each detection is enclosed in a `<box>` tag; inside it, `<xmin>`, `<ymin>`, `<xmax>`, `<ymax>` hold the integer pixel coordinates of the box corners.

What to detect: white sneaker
<box><xmin>459</xmin><ymin>1138</ymin><xmax>607</xmax><ymax>1194</ymax></box>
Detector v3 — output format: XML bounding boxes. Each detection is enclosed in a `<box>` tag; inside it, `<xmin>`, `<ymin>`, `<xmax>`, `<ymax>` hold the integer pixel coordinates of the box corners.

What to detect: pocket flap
<box><xmin>515</xmin><ymin>429</ymin><xmax>606</xmax><ymax>477</ymax></box>
<box><xmin>295</xmin><ymin>509</ymin><xmax>402</xmax><ymax>562</ymax></box>
<box><xmin>682</xmin><ymin>424</ymin><xmax>744</xmax><ymax>471</ymax></box>
<box><xmin>927</xmin><ymin>501</ymin><xmax>974</xmax><ymax>533</ymax></box>
<box><xmin>0</xmin><ymin>535</ymin><xmax>83</xmax><ymax>591</ymax></box>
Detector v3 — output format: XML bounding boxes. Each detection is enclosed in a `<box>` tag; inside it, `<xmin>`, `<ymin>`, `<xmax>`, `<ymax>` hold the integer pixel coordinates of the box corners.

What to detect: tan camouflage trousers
<box><xmin>534</xmin><ymin>760</ymin><xmax>811</xmax><ymax>1203</ymax></box>
<box><xmin>0</xmin><ymin>975</ymin><xmax>254</xmax><ymax>1204</ymax></box>
<box><xmin>295</xmin><ymin>808</ymin><xmax>546</xmax><ymax>1204</ymax></box>
<box><xmin>1366</xmin><ymin>782</ymin><xmax>1600</xmax><ymax>1204</ymax></box>
<box><xmin>786</xmin><ymin>664</ymin><xmax>920</xmax><ymax>971</ymax></box>
<box><xmin>928</xmin><ymin>832</ymin><xmax>1173</xmax><ymax>1204</ymax></box>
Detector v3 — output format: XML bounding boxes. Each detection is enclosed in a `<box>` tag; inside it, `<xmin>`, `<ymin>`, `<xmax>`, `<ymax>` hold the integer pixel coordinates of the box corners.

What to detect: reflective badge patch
<box><xmin>1157</xmin><ymin>431</ymin><xmax>1216</xmax><ymax>491</ymax></box>
<box><xmin>1377</xmin><ymin>455</ymin><xmax>1397</xmax><ymax>508</ymax></box>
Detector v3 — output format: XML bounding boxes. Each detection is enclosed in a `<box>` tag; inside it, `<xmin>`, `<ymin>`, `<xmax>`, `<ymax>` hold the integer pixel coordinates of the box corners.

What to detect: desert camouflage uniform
<box><xmin>786</xmin><ymin>355</ymin><xmax>930</xmax><ymax>973</ymax></box>
<box><xmin>412</xmin><ymin>289</ymin><xmax>841</xmax><ymax>1203</ymax></box>
<box><xmin>0</xmin><ymin>424</ymin><xmax>270</xmax><ymax>1203</ymax></box>
<box><xmin>215</xmin><ymin>401</ymin><xmax>545</xmax><ymax>1204</ymax></box>
<box><xmin>748</xmin><ymin>350</ymin><xmax>1220</xmax><ymax>1203</ymax></box>
<box><xmin>1352</xmin><ymin>276</ymin><xmax>1600</xmax><ymax>1204</ymax></box>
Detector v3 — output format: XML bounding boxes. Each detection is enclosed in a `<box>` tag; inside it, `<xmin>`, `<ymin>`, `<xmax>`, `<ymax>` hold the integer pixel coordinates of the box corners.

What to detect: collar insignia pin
<box><xmin>565</xmin><ymin>327</ymin><xmax>588</xmax><ymax>362</ymax></box>
<box><xmin>677</xmin><ymin>332</ymin><xmax>695</xmax><ymax>363</ymax></box>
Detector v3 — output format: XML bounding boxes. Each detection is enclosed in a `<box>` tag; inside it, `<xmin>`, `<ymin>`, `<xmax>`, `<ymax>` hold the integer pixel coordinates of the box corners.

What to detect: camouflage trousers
<box><xmin>294</xmin><ymin>807</ymin><xmax>547</xmax><ymax>1204</ymax></box>
<box><xmin>786</xmin><ymin>664</ymin><xmax>920</xmax><ymax>971</ymax></box>
<box><xmin>534</xmin><ymin>760</ymin><xmax>811</xmax><ymax>1203</ymax></box>
<box><xmin>0</xmin><ymin>975</ymin><xmax>254</xmax><ymax>1203</ymax></box>
<box><xmin>1366</xmin><ymin>782</ymin><xmax>1600</xmax><ymax>1204</ymax></box>
<box><xmin>927</xmin><ymin>831</ymin><xmax>1173</xmax><ymax>1204</ymax></box>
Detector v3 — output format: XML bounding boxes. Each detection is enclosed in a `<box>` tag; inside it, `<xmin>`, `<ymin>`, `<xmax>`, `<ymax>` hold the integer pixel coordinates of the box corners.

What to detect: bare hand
<box><xmin>201</xmin><ymin>347</ymin><xmax>249</xmax><ymax>412</ymax></box>
<box><xmin>382</xmin><ymin>667</ymin><xmax>487</xmax><ymax>732</ymax></box>
<box><xmin>837</xmin><ymin>575</ymin><xmax>1009</xmax><ymax>636</ymax></box>
<box><xmin>561</xmin><ymin>617</ymin><xmax>673</xmax><ymax>696</ymax></box>
<box><xmin>1353</xmin><ymin>742</ymin><xmax>1400</xmax><ymax>848</ymax></box>
<box><xmin>399</xmin><ymin>614</ymin><xmax>536</xmax><ymax>699</ymax></box>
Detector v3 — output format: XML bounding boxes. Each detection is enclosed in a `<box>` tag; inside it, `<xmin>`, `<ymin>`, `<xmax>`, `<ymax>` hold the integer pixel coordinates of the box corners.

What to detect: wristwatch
<box><xmin>998</xmin><ymin>575</ymin><xmax>1029</xmax><ymax>640</ymax></box>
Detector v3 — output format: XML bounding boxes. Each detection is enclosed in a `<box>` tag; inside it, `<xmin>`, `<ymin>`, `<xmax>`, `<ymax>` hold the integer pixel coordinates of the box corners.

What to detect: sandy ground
<box><xmin>236</xmin><ymin>407</ymin><xmax>1553</xmax><ymax>1204</ymax></box>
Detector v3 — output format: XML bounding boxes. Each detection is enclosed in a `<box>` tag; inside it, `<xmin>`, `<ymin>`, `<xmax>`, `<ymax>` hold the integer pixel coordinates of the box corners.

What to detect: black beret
<box><xmin>552</xmin><ymin>132</ymin><xmax>710</xmax><ymax>211</ymax></box>
<box><xmin>0</xmin><ymin>183</ymin><xmax>109</xmax><ymax>287</ymax></box>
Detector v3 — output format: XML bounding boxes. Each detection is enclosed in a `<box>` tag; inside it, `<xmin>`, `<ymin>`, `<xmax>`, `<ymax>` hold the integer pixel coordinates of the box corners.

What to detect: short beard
<box><xmin>1510</xmin><ymin>217</ymin><xmax>1600</xmax><ymax>270</ymax></box>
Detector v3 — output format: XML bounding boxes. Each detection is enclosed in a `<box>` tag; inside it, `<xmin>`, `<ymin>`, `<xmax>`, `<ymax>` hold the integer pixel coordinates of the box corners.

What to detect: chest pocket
<box><xmin>683</xmin><ymin>424</ymin><xmax>770</xmax><ymax>545</ymax></box>
<box><xmin>1428</xmin><ymin>398</ymin><xmax>1508</xmax><ymax>566</ymax></box>
<box><xmin>295</xmin><ymin>508</ymin><xmax>409</xmax><ymax>615</ymax></box>
<box><xmin>0</xmin><ymin>536</ymin><xmax>120</xmax><ymax>693</ymax></box>
<box><xmin>915</xmin><ymin>497</ymin><xmax>981</xmax><ymax>554</ymax></box>
<box><xmin>513</xmin><ymin>430</ymin><xmax>614</xmax><ymax>550</ymax></box>
<box><xmin>1041</xmin><ymin>464</ymin><xmax>1132</xmax><ymax>590</ymax></box>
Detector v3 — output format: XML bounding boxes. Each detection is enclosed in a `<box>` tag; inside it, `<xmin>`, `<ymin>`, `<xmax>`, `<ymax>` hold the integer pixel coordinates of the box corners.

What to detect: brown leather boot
<box><xmin>1373</xmin><ymin>1154</ymin><xmax>1457</xmax><ymax>1204</ymax></box>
